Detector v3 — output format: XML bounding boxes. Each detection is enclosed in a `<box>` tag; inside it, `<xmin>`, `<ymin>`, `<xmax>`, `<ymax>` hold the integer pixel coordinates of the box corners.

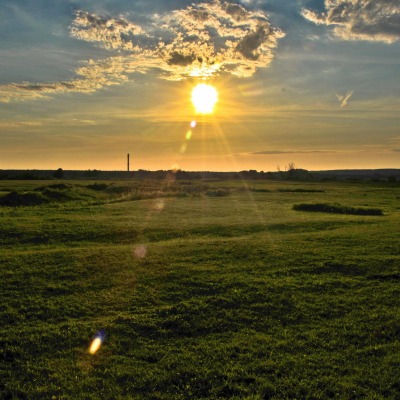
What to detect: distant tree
<box><xmin>53</xmin><ymin>168</ymin><xmax>64</xmax><ymax>179</ymax></box>
<box><xmin>83</xmin><ymin>169</ymin><xmax>100</xmax><ymax>178</ymax></box>
<box><xmin>277</xmin><ymin>165</ymin><xmax>285</xmax><ymax>179</ymax></box>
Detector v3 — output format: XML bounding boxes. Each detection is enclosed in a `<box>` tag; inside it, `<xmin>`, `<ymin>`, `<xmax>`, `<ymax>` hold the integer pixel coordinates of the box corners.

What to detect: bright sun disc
<box><xmin>191</xmin><ymin>84</ymin><xmax>218</xmax><ymax>114</ymax></box>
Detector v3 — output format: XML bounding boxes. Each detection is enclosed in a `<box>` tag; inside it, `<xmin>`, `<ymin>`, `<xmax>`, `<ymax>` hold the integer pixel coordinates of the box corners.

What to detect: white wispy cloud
<box><xmin>0</xmin><ymin>57</ymin><xmax>127</xmax><ymax>102</ymax></box>
<box><xmin>0</xmin><ymin>121</ymin><xmax>43</xmax><ymax>129</ymax></box>
<box><xmin>252</xmin><ymin>150</ymin><xmax>335</xmax><ymax>155</ymax></box>
<box><xmin>302</xmin><ymin>0</ymin><xmax>400</xmax><ymax>43</ymax></box>
<box><xmin>0</xmin><ymin>0</ymin><xmax>284</xmax><ymax>102</ymax></box>
<box><xmin>336</xmin><ymin>90</ymin><xmax>354</xmax><ymax>107</ymax></box>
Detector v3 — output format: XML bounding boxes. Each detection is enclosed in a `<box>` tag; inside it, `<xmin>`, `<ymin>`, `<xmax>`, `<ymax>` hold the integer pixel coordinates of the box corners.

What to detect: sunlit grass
<box><xmin>0</xmin><ymin>179</ymin><xmax>399</xmax><ymax>398</ymax></box>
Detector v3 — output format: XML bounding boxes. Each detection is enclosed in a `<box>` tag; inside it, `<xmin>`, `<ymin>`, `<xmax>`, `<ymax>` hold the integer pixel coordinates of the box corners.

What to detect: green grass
<box><xmin>0</xmin><ymin>179</ymin><xmax>399</xmax><ymax>399</ymax></box>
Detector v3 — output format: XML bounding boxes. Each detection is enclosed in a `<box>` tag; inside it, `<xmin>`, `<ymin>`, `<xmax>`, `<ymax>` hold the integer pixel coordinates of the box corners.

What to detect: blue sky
<box><xmin>1</xmin><ymin>0</ymin><xmax>399</xmax><ymax>171</ymax></box>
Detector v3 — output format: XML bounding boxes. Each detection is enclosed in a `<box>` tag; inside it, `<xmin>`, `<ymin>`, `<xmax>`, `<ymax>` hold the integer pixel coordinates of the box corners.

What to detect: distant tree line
<box><xmin>0</xmin><ymin>168</ymin><xmax>399</xmax><ymax>182</ymax></box>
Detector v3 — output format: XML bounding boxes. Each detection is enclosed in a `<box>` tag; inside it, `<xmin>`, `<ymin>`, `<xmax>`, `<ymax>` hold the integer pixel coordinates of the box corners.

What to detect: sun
<box><xmin>191</xmin><ymin>84</ymin><xmax>218</xmax><ymax>114</ymax></box>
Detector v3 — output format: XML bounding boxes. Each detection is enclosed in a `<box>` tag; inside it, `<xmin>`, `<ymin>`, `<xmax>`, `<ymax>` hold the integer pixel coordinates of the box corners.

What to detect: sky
<box><xmin>0</xmin><ymin>0</ymin><xmax>399</xmax><ymax>172</ymax></box>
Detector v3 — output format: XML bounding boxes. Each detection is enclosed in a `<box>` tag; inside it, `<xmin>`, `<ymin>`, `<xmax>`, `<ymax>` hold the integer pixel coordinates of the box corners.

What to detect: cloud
<box><xmin>71</xmin><ymin>0</ymin><xmax>285</xmax><ymax>79</ymax></box>
<box><xmin>70</xmin><ymin>11</ymin><xmax>146</xmax><ymax>51</ymax></box>
<box><xmin>0</xmin><ymin>57</ymin><xmax>127</xmax><ymax>102</ymax></box>
<box><xmin>252</xmin><ymin>150</ymin><xmax>335</xmax><ymax>155</ymax></box>
<box><xmin>0</xmin><ymin>121</ymin><xmax>43</xmax><ymax>129</ymax></box>
<box><xmin>336</xmin><ymin>90</ymin><xmax>354</xmax><ymax>107</ymax></box>
<box><xmin>302</xmin><ymin>0</ymin><xmax>400</xmax><ymax>43</ymax></box>
<box><xmin>0</xmin><ymin>0</ymin><xmax>284</xmax><ymax>102</ymax></box>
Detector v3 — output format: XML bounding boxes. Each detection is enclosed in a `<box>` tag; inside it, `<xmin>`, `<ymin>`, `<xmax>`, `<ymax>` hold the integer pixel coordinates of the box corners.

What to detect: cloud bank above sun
<box><xmin>0</xmin><ymin>0</ymin><xmax>284</xmax><ymax>103</ymax></box>
<box><xmin>72</xmin><ymin>1</ymin><xmax>286</xmax><ymax>79</ymax></box>
<box><xmin>302</xmin><ymin>0</ymin><xmax>400</xmax><ymax>44</ymax></box>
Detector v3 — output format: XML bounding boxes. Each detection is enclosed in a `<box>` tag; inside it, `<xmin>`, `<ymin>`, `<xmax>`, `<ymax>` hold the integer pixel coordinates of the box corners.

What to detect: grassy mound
<box><xmin>293</xmin><ymin>203</ymin><xmax>383</xmax><ymax>216</ymax></box>
<box><xmin>0</xmin><ymin>182</ymin><xmax>237</xmax><ymax>207</ymax></box>
<box><xmin>0</xmin><ymin>184</ymin><xmax>103</xmax><ymax>207</ymax></box>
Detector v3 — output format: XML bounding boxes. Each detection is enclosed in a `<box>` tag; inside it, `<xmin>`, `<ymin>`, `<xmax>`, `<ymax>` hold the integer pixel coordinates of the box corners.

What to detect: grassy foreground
<box><xmin>0</xmin><ymin>179</ymin><xmax>399</xmax><ymax>399</ymax></box>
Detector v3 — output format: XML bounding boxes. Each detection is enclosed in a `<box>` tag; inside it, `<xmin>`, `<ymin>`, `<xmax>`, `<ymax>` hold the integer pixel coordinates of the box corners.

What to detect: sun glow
<box><xmin>191</xmin><ymin>84</ymin><xmax>218</xmax><ymax>114</ymax></box>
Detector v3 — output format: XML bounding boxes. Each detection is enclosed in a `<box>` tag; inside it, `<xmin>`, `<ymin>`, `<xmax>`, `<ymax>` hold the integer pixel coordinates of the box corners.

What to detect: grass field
<box><xmin>1</xmin><ymin>179</ymin><xmax>399</xmax><ymax>399</ymax></box>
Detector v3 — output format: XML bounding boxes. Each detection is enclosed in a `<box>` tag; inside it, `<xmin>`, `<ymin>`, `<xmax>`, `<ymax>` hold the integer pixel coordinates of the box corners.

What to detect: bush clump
<box><xmin>278</xmin><ymin>188</ymin><xmax>325</xmax><ymax>193</ymax></box>
<box><xmin>251</xmin><ymin>188</ymin><xmax>271</xmax><ymax>193</ymax></box>
<box><xmin>35</xmin><ymin>183</ymin><xmax>69</xmax><ymax>191</ymax></box>
<box><xmin>293</xmin><ymin>203</ymin><xmax>383</xmax><ymax>216</ymax></box>
<box><xmin>87</xmin><ymin>183</ymin><xmax>108</xmax><ymax>191</ymax></box>
<box><xmin>206</xmin><ymin>188</ymin><xmax>232</xmax><ymax>197</ymax></box>
<box><xmin>105</xmin><ymin>185</ymin><xmax>132</xmax><ymax>194</ymax></box>
<box><xmin>0</xmin><ymin>191</ymin><xmax>49</xmax><ymax>207</ymax></box>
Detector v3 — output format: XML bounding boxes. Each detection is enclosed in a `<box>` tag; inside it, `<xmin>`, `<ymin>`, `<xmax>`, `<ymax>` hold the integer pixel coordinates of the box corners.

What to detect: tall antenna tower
<box><xmin>127</xmin><ymin>153</ymin><xmax>130</xmax><ymax>172</ymax></box>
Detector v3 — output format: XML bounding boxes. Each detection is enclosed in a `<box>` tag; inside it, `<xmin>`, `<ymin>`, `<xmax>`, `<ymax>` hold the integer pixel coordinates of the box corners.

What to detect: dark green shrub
<box><xmin>293</xmin><ymin>203</ymin><xmax>383</xmax><ymax>216</ymax></box>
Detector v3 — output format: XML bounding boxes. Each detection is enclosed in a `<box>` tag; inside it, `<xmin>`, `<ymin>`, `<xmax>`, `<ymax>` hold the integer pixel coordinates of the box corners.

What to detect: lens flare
<box><xmin>89</xmin><ymin>330</ymin><xmax>106</xmax><ymax>355</ymax></box>
<box><xmin>191</xmin><ymin>84</ymin><xmax>218</xmax><ymax>114</ymax></box>
<box><xmin>134</xmin><ymin>244</ymin><xmax>148</xmax><ymax>259</ymax></box>
<box><xmin>153</xmin><ymin>199</ymin><xmax>165</xmax><ymax>211</ymax></box>
<box><xmin>89</xmin><ymin>338</ymin><xmax>102</xmax><ymax>355</ymax></box>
